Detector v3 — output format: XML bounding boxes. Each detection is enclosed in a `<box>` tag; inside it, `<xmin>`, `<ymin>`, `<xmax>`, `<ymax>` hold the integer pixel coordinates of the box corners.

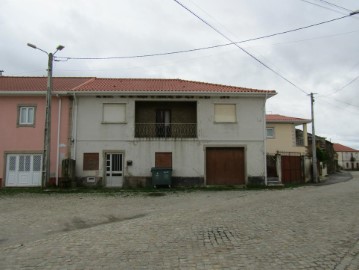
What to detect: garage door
<box><xmin>206</xmin><ymin>147</ymin><xmax>245</xmax><ymax>185</ymax></box>
<box><xmin>6</xmin><ymin>154</ymin><xmax>42</xmax><ymax>187</ymax></box>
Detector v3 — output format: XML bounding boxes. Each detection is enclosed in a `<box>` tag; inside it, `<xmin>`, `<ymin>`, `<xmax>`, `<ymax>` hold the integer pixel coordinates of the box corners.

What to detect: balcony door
<box><xmin>156</xmin><ymin>109</ymin><xmax>171</xmax><ymax>137</ymax></box>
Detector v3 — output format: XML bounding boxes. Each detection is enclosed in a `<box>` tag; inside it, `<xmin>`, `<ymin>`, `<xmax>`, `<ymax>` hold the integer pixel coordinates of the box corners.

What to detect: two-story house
<box><xmin>333</xmin><ymin>143</ymin><xmax>359</xmax><ymax>170</ymax></box>
<box><xmin>265</xmin><ymin>114</ymin><xmax>311</xmax><ymax>184</ymax></box>
<box><xmin>0</xmin><ymin>76</ymin><xmax>276</xmax><ymax>187</ymax></box>
<box><xmin>72</xmin><ymin>78</ymin><xmax>276</xmax><ymax>187</ymax></box>
<box><xmin>0</xmin><ymin>76</ymin><xmax>91</xmax><ymax>187</ymax></box>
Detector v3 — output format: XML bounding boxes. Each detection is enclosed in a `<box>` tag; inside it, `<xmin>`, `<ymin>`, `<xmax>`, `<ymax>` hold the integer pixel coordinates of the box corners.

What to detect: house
<box><xmin>307</xmin><ymin>134</ymin><xmax>337</xmax><ymax>175</ymax></box>
<box><xmin>0</xmin><ymin>76</ymin><xmax>91</xmax><ymax>187</ymax></box>
<box><xmin>265</xmin><ymin>114</ymin><xmax>312</xmax><ymax>184</ymax></box>
<box><xmin>0</xmin><ymin>76</ymin><xmax>276</xmax><ymax>187</ymax></box>
<box><xmin>72</xmin><ymin>78</ymin><xmax>276</xmax><ymax>187</ymax></box>
<box><xmin>333</xmin><ymin>143</ymin><xmax>359</xmax><ymax>170</ymax></box>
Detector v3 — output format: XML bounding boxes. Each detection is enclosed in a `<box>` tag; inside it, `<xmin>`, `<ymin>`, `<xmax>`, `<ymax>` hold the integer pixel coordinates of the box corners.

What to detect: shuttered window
<box><xmin>102</xmin><ymin>103</ymin><xmax>126</xmax><ymax>123</ymax></box>
<box><xmin>214</xmin><ymin>104</ymin><xmax>236</xmax><ymax>123</ymax></box>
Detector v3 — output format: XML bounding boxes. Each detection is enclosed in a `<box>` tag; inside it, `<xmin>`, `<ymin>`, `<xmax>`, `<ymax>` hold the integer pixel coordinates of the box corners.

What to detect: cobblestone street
<box><xmin>1</xmin><ymin>172</ymin><xmax>358</xmax><ymax>269</ymax></box>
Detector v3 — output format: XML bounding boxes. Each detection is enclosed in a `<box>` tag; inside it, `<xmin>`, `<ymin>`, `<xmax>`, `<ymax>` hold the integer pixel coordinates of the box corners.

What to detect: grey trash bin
<box><xmin>151</xmin><ymin>167</ymin><xmax>172</xmax><ymax>187</ymax></box>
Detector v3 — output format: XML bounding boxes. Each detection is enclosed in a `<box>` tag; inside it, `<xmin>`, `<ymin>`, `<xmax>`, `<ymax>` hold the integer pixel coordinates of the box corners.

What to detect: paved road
<box><xmin>0</xmin><ymin>172</ymin><xmax>358</xmax><ymax>269</ymax></box>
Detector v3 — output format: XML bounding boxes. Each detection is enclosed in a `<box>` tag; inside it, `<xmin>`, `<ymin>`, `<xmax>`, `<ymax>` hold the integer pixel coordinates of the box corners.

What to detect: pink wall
<box><xmin>0</xmin><ymin>96</ymin><xmax>72</xmax><ymax>184</ymax></box>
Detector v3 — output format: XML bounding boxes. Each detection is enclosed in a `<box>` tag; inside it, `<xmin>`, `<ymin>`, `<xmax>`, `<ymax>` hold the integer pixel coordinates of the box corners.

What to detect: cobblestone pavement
<box><xmin>1</xmin><ymin>172</ymin><xmax>358</xmax><ymax>269</ymax></box>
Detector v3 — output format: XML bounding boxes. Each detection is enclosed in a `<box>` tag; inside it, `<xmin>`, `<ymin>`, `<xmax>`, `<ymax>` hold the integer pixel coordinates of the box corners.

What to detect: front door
<box><xmin>105</xmin><ymin>153</ymin><xmax>123</xmax><ymax>187</ymax></box>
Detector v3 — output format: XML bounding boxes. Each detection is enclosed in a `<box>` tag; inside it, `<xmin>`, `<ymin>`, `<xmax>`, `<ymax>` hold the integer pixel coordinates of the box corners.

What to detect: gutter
<box><xmin>56</xmin><ymin>96</ymin><xmax>62</xmax><ymax>186</ymax></box>
<box><xmin>264</xmin><ymin>92</ymin><xmax>268</xmax><ymax>186</ymax></box>
<box><xmin>72</xmin><ymin>93</ymin><xmax>78</xmax><ymax>160</ymax></box>
<box><xmin>66</xmin><ymin>90</ymin><xmax>277</xmax><ymax>98</ymax></box>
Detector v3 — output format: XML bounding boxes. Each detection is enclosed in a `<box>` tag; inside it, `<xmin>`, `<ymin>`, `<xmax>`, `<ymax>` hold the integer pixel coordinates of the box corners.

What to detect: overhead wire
<box><xmin>314</xmin><ymin>0</ymin><xmax>353</xmax><ymax>12</ymax></box>
<box><xmin>55</xmin><ymin>15</ymin><xmax>350</xmax><ymax>63</ymax></box>
<box><xmin>299</xmin><ymin>0</ymin><xmax>348</xmax><ymax>15</ymax></box>
<box><xmin>171</xmin><ymin>0</ymin><xmax>310</xmax><ymax>95</ymax></box>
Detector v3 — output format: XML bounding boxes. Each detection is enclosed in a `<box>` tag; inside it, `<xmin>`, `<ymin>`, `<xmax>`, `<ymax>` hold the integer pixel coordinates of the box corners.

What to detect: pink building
<box><xmin>0</xmin><ymin>77</ymin><xmax>91</xmax><ymax>187</ymax></box>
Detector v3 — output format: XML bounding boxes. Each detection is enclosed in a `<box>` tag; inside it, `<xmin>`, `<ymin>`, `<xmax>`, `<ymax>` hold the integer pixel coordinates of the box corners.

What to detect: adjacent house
<box><xmin>265</xmin><ymin>114</ymin><xmax>312</xmax><ymax>184</ymax></box>
<box><xmin>333</xmin><ymin>143</ymin><xmax>359</xmax><ymax>170</ymax></box>
<box><xmin>0</xmin><ymin>77</ymin><xmax>93</xmax><ymax>187</ymax></box>
<box><xmin>0</xmin><ymin>76</ymin><xmax>276</xmax><ymax>187</ymax></box>
<box><xmin>307</xmin><ymin>134</ymin><xmax>337</xmax><ymax>175</ymax></box>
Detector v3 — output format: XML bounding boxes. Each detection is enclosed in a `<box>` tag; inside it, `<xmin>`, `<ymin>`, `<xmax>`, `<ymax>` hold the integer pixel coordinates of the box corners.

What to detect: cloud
<box><xmin>1</xmin><ymin>0</ymin><xmax>358</xmax><ymax>149</ymax></box>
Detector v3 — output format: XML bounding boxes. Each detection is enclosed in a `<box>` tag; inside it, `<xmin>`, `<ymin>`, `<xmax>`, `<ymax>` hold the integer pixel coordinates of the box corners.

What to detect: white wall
<box><xmin>74</xmin><ymin>96</ymin><xmax>267</xmax><ymax>182</ymax></box>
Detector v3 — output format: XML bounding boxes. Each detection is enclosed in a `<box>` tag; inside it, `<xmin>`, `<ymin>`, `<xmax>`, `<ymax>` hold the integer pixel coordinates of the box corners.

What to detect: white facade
<box><xmin>337</xmin><ymin>151</ymin><xmax>359</xmax><ymax>170</ymax></box>
<box><xmin>72</xmin><ymin>95</ymin><xmax>269</xmax><ymax>187</ymax></box>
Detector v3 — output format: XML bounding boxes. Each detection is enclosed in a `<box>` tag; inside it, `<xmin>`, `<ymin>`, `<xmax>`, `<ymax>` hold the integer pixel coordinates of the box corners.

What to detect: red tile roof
<box><xmin>333</xmin><ymin>143</ymin><xmax>359</xmax><ymax>152</ymax></box>
<box><xmin>0</xmin><ymin>77</ymin><xmax>93</xmax><ymax>91</ymax></box>
<box><xmin>0</xmin><ymin>76</ymin><xmax>276</xmax><ymax>95</ymax></box>
<box><xmin>266</xmin><ymin>114</ymin><xmax>311</xmax><ymax>124</ymax></box>
<box><xmin>73</xmin><ymin>78</ymin><xmax>276</xmax><ymax>94</ymax></box>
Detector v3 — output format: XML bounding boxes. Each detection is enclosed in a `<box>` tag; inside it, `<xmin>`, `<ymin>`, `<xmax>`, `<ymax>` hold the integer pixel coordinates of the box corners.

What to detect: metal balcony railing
<box><xmin>135</xmin><ymin>123</ymin><xmax>197</xmax><ymax>138</ymax></box>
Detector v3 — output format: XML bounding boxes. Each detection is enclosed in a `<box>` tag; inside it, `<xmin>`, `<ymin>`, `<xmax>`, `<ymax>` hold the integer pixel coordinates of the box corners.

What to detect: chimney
<box><xmin>0</xmin><ymin>70</ymin><xmax>3</xmax><ymax>76</ymax></box>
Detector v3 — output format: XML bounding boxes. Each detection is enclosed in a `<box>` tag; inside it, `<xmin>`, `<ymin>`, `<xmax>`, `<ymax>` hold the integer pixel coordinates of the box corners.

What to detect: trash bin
<box><xmin>151</xmin><ymin>167</ymin><xmax>172</xmax><ymax>187</ymax></box>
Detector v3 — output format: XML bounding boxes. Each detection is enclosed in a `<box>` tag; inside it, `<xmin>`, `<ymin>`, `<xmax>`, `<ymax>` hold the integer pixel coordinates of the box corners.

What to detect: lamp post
<box><xmin>27</xmin><ymin>43</ymin><xmax>64</xmax><ymax>188</ymax></box>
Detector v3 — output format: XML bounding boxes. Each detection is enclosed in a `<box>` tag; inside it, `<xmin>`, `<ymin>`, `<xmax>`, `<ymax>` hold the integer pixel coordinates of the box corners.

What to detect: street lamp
<box><xmin>27</xmin><ymin>43</ymin><xmax>65</xmax><ymax>188</ymax></box>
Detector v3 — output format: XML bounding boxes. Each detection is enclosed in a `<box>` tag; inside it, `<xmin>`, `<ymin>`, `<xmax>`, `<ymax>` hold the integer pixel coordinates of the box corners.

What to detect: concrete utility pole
<box><xmin>27</xmin><ymin>43</ymin><xmax>64</xmax><ymax>188</ymax></box>
<box><xmin>310</xmin><ymin>93</ymin><xmax>318</xmax><ymax>183</ymax></box>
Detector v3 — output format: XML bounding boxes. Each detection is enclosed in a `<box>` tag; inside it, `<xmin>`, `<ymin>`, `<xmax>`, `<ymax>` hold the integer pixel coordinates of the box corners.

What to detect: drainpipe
<box><xmin>56</xmin><ymin>96</ymin><xmax>62</xmax><ymax>186</ymax></box>
<box><xmin>263</xmin><ymin>93</ymin><xmax>268</xmax><ymax>186</ymax></box>
<box><xmin>72</xmin><ymin>94</ymin><xmax>78</xmax><ymax>160</ymax></box>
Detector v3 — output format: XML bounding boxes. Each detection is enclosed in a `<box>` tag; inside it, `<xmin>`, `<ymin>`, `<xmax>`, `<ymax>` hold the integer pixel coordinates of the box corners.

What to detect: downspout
<box><xmin>56</xmin><ymin>96</ymin><xmax>62</xmax><ymax>186</ymax></box>
<box><xmin>263</xmin><ymin>93</ymin><xmax>268</xmax><ymax>186</ymax></box>
<box><xmin>72</xmin><ymin>94</ymin><xmax>78</xmax><ymax>160</ymax></box>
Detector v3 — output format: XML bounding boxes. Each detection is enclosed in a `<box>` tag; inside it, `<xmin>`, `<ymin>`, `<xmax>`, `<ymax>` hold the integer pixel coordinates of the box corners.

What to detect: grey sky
<box><xmin>1</xmin><ymin>0</ymin><xmax>358</xmax><ymax>149</ymax></box>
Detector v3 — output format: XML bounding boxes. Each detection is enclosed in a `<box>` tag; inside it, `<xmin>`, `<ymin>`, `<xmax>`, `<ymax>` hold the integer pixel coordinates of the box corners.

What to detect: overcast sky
<box><xmin>1</xmin><ymin>0</ymin><xmax>358</xmax><ymax>149</ymax></box>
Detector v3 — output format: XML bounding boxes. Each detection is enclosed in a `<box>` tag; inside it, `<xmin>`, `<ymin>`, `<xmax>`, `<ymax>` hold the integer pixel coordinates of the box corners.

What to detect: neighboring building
<box><xmin>265</xmin><ymin>114</ymin><xmax>312</xmax><ymax>184</ymax></box>
<box><xmin>0</xmin><ymin>76</ymin><xmax>276</xmax><ymax>187</ymax></box>
<box><xmin>0</xmin><ymin>76</ymin><xmax>91</xmax><ymax>187</ymax></box>
<box><xmin>307</xmin><ymin>134</ymin><xmax>337</xmax><ymax>175</ymax></box>
<box><xmin>333</xmin><ymin>143</ymin><xmax>359</xmax><ymax>170</ymax></box>
<box><xmin>266</xmin><ymin>114</ymin><xmax>311</xmax><ymax>155</ymax></box>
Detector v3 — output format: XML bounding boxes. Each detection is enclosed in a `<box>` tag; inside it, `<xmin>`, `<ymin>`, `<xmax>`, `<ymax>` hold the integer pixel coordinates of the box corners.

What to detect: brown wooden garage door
<box><xmin>206</xmin><ymin>147</ymin><xmax>245</xmax><ymax>185</ymax></box>
<box><xmin>281</xmin><ymin>155</ymin><xmax>304</xmax><ymax>184</ymax></box>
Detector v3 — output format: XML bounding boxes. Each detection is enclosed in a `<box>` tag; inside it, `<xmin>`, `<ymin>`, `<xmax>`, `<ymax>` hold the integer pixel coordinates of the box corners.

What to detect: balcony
<box><xmin>135</xmin><ymin>123</ymin><xmax>197</xmax><ymax>138</ymax></box>
<box><xmin>135</xmin><ymin>101</ymin><xmax>197</xmax><ymax>139</ymax></box>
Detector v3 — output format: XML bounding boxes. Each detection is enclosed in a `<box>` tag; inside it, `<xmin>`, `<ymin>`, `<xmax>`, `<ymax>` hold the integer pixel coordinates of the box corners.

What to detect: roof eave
<box><xmin>0</xmin><ymin>91</ymin><xmax>69</xmax><ymax>96</ymax></box>
<box><xmin>68</xmin><ymin>90</ymin><xmax>277</xmax><ymax>97</ymax></box>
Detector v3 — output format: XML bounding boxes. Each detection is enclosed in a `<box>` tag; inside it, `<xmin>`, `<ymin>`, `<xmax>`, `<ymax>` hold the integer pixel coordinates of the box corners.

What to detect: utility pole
<box><xmin>27</xmin><ymin>43</ymin><xmax>64</xmax><ymax>188</ymax></box>
<box><xmin>310</xmin><ymin>93</ymin><xmax>318</xmax><ymax>183</ymax></box>
<box><xmin>43</xmin><ymin>52</ymin><xmax>53</xmax><ymax>188</ymax></box>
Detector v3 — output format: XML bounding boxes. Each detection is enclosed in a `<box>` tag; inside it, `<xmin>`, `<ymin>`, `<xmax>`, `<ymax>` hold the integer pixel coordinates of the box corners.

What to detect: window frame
<box><xmin>214</xmin><ymin>104</ymin><xmax>237</xmax><ymax>123</ymax></box>
<box><xmin>266</xmin><ymin>127</ymin><xmax>275</xmax><ymax>139</ymax></box>
<box><xmin>102</xmin><ymin>103</ymin><xmax>127</xmax><ymax>124</ymax></box>
<box><xmin>17</xmin><ymin>105</ymin><xmax>36</xmax><ymax>127</ymax></box>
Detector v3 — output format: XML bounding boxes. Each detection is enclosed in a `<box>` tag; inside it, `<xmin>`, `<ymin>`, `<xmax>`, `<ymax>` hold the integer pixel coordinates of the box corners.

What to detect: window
<box><xmin>214</xmin><ymin>104</ymin><xmax>236</xmax><ymax>123</ymax></box>
<box><xmin>102</xmin><ymin>103</ymin><xmax>126</xmax><ymax>123</ymax></box>
<box><xmin>83</xmin><ymin>153</ymin><xmax>99</xmax><ymax>170</ymax></box>
<box><xmin>18</xmin><ymin>106</ymin><xmax>35</xmax><ymax>126</ymax></box>
<box><xmin>155</xmin><ymin>152</ymin><xmax>172</xmax><ymax>168</ymax></box>
<box><xmin>266</xmin><ymin>128</ymin><xmax>275</xmax><ymax>138</ymax></box>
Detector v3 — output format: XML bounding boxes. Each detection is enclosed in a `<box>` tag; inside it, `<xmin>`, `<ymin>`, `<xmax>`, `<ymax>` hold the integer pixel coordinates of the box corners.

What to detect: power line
<box><xmin>55</xmin><ymin>15</ymin><xmax>349</xmax><ymax>63</ymax></box>
<box><xmin>299</xmin><ymin>0</ymin><xmax>348</xmax><ymax>15</ymax></box>
<box><xmin>324</xmin><ymin>72</ymin><xmax>359</xmax><ymax>96</ymax></box>
<box><xmin>172</xmin><ymin>0</ymin><xmax>310</xmax><ymax>94</ymax></box>
<box><xmin>314</xmin><ymin>0</ymin><xmax>353</xmax><ymax>12</ymax></box>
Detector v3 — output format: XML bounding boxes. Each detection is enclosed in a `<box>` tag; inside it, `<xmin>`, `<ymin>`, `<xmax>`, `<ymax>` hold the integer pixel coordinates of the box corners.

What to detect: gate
<box><xmin>281</xmin><ymin>154</ymin><xmax>304</xmax><ymax>184</ymax></box>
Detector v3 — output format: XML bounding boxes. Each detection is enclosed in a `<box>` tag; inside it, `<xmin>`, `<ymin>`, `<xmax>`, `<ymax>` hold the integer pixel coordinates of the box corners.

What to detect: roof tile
<box><xmin>0</xmin><ymin>76</ymin><xmax>276</xmax><ymax>94</ymax></box>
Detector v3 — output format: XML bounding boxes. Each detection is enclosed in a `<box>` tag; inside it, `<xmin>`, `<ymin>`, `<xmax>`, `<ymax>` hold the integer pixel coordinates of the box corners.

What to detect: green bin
<box><xmin>151</xmin><ymin>167</ymin><xmax>172</xmax><ymax>187</ymax></box>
